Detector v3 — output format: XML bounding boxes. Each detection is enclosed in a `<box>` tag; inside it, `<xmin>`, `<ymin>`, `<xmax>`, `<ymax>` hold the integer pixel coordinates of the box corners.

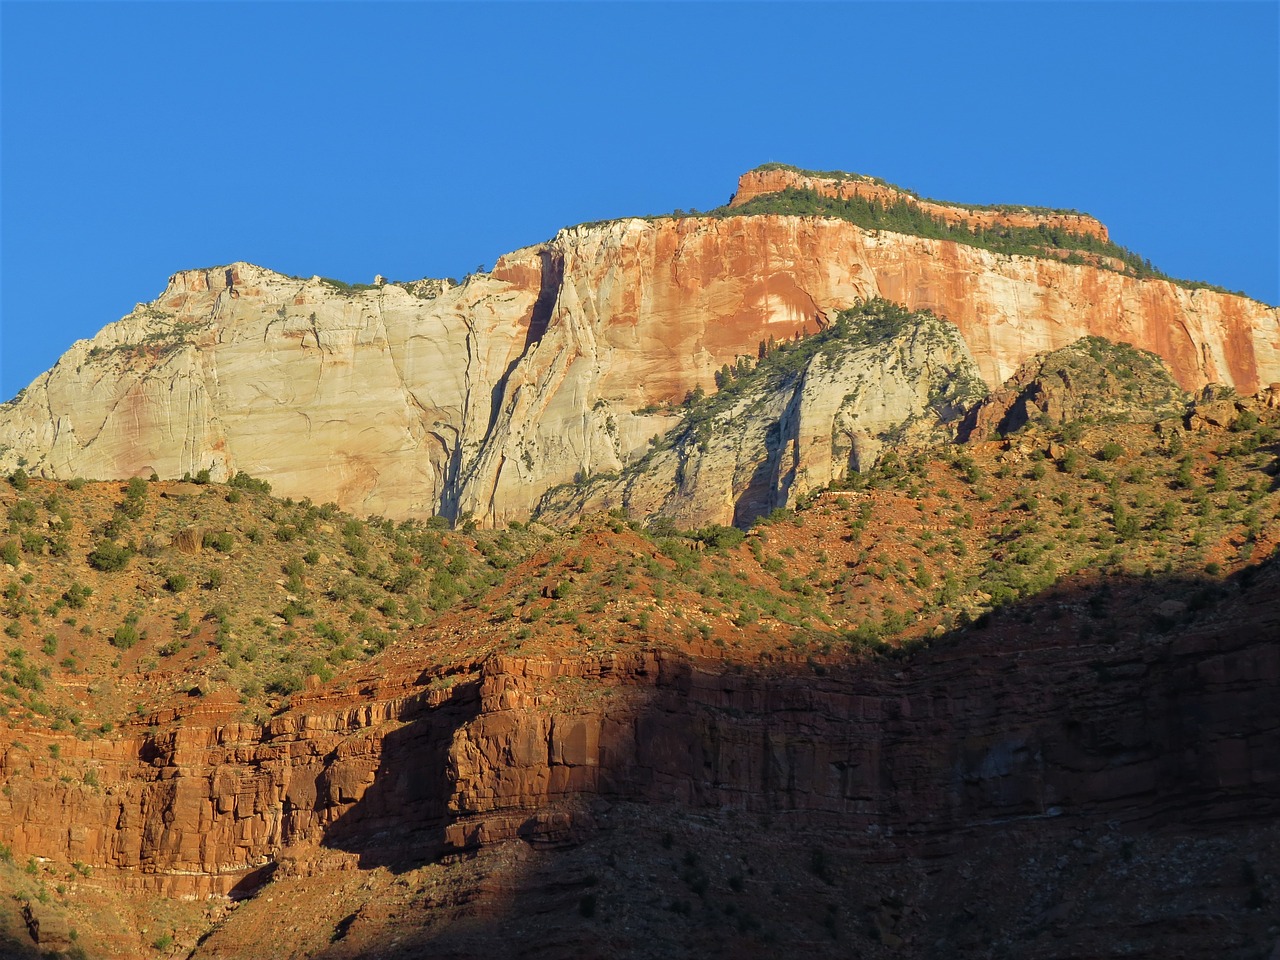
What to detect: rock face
<box><xmin>962</xmin><ymin>336</ymin><xmax>1191</xmax><ymax>439</ymax></box>
<box><xmin>730</xmin><ymin>164</ymin><xmax>1113</xmax><ymax>241</ymax></box>
<box><xmin>0</xmin><ymin>560</ymin><xmax>1276</xmax><ymax>909</ymax></box>
<box><xmin>538</xmin><ymin>301</ymin><xmax>988</xmax><ymax>528</ymax></box>
<box><xmin>1</xmin><ymin>171</ymin><xmax>1276</xmax><ymax>524</ymax></box>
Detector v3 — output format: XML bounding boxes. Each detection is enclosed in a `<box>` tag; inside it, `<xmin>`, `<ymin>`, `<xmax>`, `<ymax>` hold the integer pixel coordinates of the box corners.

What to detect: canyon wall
<box><xmin>1</xmin><ymin>180</ymin><xmax>1276</xmax><ymax>525</ymax></box>
<box><xmin>1</xmin><ymin>563</ymin><xmax>1275</xmax><ymax>901</ymax></box>
<box><xmin>537</xmin><ymin>305</ymin><xmax>988</xmax><ymax>528</ymax></box>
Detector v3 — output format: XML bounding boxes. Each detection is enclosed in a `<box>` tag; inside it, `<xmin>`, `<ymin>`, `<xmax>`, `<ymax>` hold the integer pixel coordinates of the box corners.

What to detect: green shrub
<box><xmin>111</xmin><ymin>621</ymin><xmax>140</xmax><ymax>649</ymax></box>
<box><xmin>87</xmin><ymin>540</ymin><xmax>132</xmax><ymax>572</ymax></box>
<box><xmin>265</xmin><ymin>672</ymin><xmax>302</xmax><ymax>696</ymax></box>
<box><xmin>695</xmin><ymin>524</ymin><xmax>746</xmax><ymax>550</ymax></box>
<box><xmin>164</xmin><ymin>573</ymin><xmax>189</xmax><ymax>593</ymax></box>
<box><xmin>8</xmin><ymin>500</ymin><xmax>37</xmax><ymax>525</ymax></box>
<box><xmin>228</xmin><ymin>471</ymin><xmax>272</xmax><ymax>494</ymax></box>
<box><xmin>202</xmin><ymin>531</ymin><xmax>234</xmax><ymax>552</ymax></box>
<box><xmin>1098</xmin><ymin>442</ymin><xmax>1125</xmax><ymax>462</ymax></box>
<box><xmin>64</xmin><ymin>583</ymin><xmax>92</xmax><ymax>608</ymax></box>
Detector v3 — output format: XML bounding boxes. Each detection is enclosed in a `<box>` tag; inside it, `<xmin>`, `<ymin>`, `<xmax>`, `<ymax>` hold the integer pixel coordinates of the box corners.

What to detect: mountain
<box><xmin>1</xmin><ymin>166</ymin><xmax>1276</xmax><ymax>528</ymax></box>
<box><xmin>1</xmin><ymin>166</ymin><xmax>1278</xmax><ymax>956</ymax></box>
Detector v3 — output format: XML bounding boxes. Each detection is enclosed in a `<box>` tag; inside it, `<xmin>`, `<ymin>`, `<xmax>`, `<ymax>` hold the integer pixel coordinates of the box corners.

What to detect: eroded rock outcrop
<box><xmin>0</xmin><ymin>560</ymin><xmax>1276</xmax><ymax>907</ymax></box>
<box><xmin>1</xmin><ymin>173</ymin><xmax>1276</xmax><ymax>525</ymax></box>
<box><xmin>962</xmin><ymin>336</ymin><xmax>1191</xmax><ymax>439</ymax></box>
<box><xmin>730</xmin><ymin>164</ymin><xmax>1112</xmax><ymax>241</ymax></box>
<box><xmin>537</xmin><ymin>301</ymin><xmax>988</xmax><ymax>528</ymax></box>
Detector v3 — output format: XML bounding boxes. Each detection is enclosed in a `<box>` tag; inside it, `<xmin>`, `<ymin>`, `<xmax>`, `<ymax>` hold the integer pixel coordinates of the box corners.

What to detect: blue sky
<box><xmin>2</xmin><ymin>1</ymin><xmax>1277</xmax><ymax>401</ymax></box>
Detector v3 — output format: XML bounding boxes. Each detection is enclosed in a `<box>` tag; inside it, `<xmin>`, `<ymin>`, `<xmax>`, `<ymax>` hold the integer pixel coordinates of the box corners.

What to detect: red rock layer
<box><xmin>730</xmin><ymin>167</ymin><xmax>1111</xmax><ymax>242</ymax></box>
<box><xmin>1</xmin><ymin>566</ymin><xmax>1276</xmax><ymax>898</ymax></box>
<box><xmin>542</xmin><ymin>215</ymin><xmax>1278</xmax><ymax>400</ymax></box>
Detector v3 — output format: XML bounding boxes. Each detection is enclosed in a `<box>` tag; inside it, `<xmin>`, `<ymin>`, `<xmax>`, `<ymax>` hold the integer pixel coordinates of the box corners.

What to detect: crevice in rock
<box><xmin>442</xmin><ymin>248</ymin><xmax>566</xmax><ymax>523</ymax></box>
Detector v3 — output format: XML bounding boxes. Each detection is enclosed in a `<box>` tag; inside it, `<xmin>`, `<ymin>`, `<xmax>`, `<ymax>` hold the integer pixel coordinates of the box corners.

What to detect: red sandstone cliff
<box><xmin>730</xmin><ymin>165</ymin><xmax>1112</xmax><ymax>241</ymax></box>
<box><xmin>1</xmin><ymin>561</ymin><xmax>1276</xmax><ymax>953</ymax></box>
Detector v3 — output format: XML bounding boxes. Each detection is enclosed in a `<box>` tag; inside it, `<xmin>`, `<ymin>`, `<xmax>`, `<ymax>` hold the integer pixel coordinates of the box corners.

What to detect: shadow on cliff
<box><xmin>306</xmin><ymin>552</ymin><xmax>1280</xmax><ymax>957</ymax></box>
<box><xmin>320</xmin><ymin>676</ymin><xmax>484</xmax><ymax>872</ymax></box>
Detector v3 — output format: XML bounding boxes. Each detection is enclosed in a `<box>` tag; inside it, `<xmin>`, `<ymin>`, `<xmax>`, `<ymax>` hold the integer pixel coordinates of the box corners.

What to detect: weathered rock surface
<box><xmin>1</xmin><ymin>559</ymin><xmax>1276</xmax><ymax>910</ymax></box>
<box><xmin>538</xmin><ymin>301</ymin><xmax>987</xmax><ymax>528</ymax></box>
<box><xmin>1</xmin><ymin>172</ymin><xmax>1276</xmax><ymax>525</ymax></box>
<box><xmin>730</xmin><ymin>164</ymin><xmax>1113</xmax><ymax>241</ymax></box>
<box><xmin>962</xmin><ymin>336</ymin><xmax>1190</xmax><ymax>439</ymax></box>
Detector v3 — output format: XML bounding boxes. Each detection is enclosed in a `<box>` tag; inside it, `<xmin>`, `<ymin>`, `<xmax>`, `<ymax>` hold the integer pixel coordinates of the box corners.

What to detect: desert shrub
<box><xmin>387</xmin><ymin>565</ymin><xmax>422</xmax><ymax>594</ymax></box>
<box><xmin>694</xmin><ymin>524</ymin><xmax>746</xmax><ymax>550</ymax></box>
<box><xmin>1098</xmin><ymin>442</ymin><xmax>1125</xmax><ymax>461</ymax></box>
<box><xmin>8</xmin><ymin>500</ymin><xmax>37</xmax><ymax>526</ymax></box>
<box><xmin>202</xmin><ymin>531</ymin><xmax>234</xmax><ymax>552</ymax></box>
<box><xmin>228</xmin><ymin>471</ymin><xmax>272</xmax><ymax>494</ymax></box>
<box><xmin>87</xmin><ymin>540</ymin><xmax>132</xmax><ymax>572</ymax></box>
<box><xmin>265</xmin><ymin>672</ymin><xmax>302</xmax><ymax>696</ymax></box>
<box><xmin>111</xmin><ymin>619</ymin><xmax>140</xmax><ymax>650</ymax></box>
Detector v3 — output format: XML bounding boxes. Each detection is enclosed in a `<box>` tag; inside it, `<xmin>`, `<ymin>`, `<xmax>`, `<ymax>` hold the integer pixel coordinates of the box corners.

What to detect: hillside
<box><xmin>0</xmin><ymin>347</ymin><xmax>1277</xmax><ymax>958</ymax></box>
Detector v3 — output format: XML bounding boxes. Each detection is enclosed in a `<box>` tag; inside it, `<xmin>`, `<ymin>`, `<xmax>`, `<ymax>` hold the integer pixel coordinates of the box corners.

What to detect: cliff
<box><xmin>731</xmin><ymin>164</ymin><xmax>1112</xmax><ymax>241</ymax></box>
<box><xmin>537</xmin><ymin>300</ymin><xmax>987</xmax><ymax>528</ymax></box>
<box><xmin>1</xmin><ymin>170</ymin><xmax>1276</xmax><ymax>526</ymax></box>
<box><xmin>2</xmin><ymin>559</ymin><xmax>1277</xmax><ymax>956</ymax></box>
<box><xmin>0</xmin><ymin>390</ymin><xmax>1277</xmax><ymax>956</ymax></box>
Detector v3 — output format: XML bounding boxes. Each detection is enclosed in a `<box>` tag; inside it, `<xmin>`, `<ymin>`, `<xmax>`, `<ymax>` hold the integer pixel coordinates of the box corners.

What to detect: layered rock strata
<box><xmin>1</xmin><ymin>175</ymin><xmax>1276</xmax><ymax>524</ymax></box>
<box><xmin>730</xmin><ymin>165</ymin><xmax>1113</xmax><ymax>241</ymax></box>
<box><xmin>1</xmin><ymin>562</ymin><xmax>1275</xmax><ymax>902</ymax></box>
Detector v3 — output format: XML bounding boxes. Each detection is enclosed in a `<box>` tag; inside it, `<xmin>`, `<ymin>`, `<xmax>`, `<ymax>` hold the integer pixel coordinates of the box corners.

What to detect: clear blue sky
<box><xmin>2</xmin><ymin>1</ymin><xmax>1277</xmax><ymax>401</ymax></box>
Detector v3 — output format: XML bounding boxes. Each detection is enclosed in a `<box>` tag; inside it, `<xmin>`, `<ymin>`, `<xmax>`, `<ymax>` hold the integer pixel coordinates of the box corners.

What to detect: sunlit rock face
<box><xmin>2</xmin><ymin>184</ymin><xmax>1276</xmax><ymax>525</ymax></box>
<box><xmin>536</xmin><ymin>305</ymin><xmax>988</xmax><ymax>529</ymax></box>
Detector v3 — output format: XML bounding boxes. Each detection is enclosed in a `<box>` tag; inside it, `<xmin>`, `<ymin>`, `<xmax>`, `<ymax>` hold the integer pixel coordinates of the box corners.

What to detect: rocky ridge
<box><xmin>0</xmin><ymin>169</ymin><xmax>1276</xmax><ymax>526</ymax></box>
<box><xmin>537</xmin><ymin>299</ymin><xmax>988</xmax><ymax>528</ymax></box>
<box><xmin>3</xmin><ymin>552</ymin><xmax>1277</xmax><ymax>957</ymax></box>
<box><xmin>730</xmin><ymin>164</ymin><xmax>1112</xmax><ymax>241</ymax></box>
